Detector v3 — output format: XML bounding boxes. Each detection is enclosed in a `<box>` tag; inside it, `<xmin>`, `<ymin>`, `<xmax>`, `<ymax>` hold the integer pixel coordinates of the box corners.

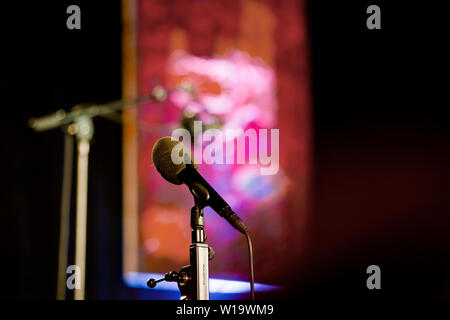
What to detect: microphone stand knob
<box><xmin>147</xmin><ymin>271</ymin><xmax>181</xmax><ymax>288</ymax></box>
<box><xmin>147</xmin><ymin>278</ymin><xmax>162</xmax><ymax>288</ymax></box>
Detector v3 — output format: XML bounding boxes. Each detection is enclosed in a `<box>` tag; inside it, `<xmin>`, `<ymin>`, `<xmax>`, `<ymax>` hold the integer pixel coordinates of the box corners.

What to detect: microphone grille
<box><xmin>151</xmin><ymin>136</ymin><xmax>197</xmax><ymax>185</ymax></box>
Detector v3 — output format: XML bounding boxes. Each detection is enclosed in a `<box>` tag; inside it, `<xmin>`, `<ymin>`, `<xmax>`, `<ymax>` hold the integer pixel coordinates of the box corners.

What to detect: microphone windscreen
<box><xmin>151</xmin><ymin>136</ymin><xmax>197</xmax><ymax>185</ymax></box>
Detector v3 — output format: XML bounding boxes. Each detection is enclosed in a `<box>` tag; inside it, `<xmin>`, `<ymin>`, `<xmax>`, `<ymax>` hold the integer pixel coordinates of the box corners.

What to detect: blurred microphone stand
<box><xmin>28</xmin><ymin>86</ymin><xmax>168</xmax><ymax>300</ymax></box>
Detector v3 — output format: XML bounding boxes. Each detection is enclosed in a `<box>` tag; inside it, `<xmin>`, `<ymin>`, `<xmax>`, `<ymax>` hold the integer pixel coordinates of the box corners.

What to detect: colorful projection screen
<box><xmin>122</xmin><ymin>0</ymin><xmax>312</xmax><ymax>294</ymax></box>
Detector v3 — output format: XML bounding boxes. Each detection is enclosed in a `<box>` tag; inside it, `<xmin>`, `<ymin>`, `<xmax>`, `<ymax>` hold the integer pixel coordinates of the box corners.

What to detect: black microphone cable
<box><xmin>244</xmin><ymin>230</ymin><xmax>255</xmax><ymax>300</ymax></box>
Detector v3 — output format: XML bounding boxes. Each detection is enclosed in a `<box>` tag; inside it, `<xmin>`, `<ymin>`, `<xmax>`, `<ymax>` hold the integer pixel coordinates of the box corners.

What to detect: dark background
<box><xmin>1</xmin><ymin>0</ymin><xmax>448</xmax><ymax>300</ymax></box>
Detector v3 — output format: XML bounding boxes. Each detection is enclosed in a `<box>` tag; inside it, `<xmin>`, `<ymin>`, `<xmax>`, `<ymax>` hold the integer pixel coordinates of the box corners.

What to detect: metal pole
<box><xmin>74</xmin><ymin>115</ymin><xmax>94</xmax><ymax>300</ymax></box>
<box><xmin>190</xmin><ymin>205</ymin><xmax>209</xmax><ymax>300</ymax></box>
<box><xmin>56</xmin><ymin>132</ymin><xmax>74</xmax><ymax>300</ymax></box>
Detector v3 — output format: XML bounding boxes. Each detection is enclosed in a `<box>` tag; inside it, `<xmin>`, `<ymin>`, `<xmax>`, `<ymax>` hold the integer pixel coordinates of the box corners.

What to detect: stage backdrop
<box><xmin>122</xmin><ymin>0</ymin><xmax>312</xmax><ymax>296</ymax></box>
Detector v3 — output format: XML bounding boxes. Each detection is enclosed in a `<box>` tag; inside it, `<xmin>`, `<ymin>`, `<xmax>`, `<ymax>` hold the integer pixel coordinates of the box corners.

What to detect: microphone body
<box><xmin>151</xmin><ymin>137</ymin><xmax>248</xmax><ymax>234</ymax></box>
<box><xmin>178</xmin><ymin>165</ymin><xmax>248</xmax><ymax>234</ymax></box>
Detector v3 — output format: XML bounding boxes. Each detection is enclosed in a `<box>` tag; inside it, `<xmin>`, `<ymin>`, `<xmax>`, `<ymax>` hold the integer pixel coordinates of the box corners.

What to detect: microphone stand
<box><xmin>188</xmin><ymin>195</ymin><xmax>210</xmax><ymax>300</ymax></box>
<box><xmin>28</xmin><ymin>88</ymin><xmax>167</xmax><ymax>300</ymax></box>
<box><xmin>147</xmin><ymin>189</ymin><xmax>213</xmax><ymax>300</ymax></box>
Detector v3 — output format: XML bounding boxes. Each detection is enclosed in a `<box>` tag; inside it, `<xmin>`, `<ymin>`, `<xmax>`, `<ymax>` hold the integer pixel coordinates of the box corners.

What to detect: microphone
<box><xmin>151</xmin><ymin>136</ymin><xmax>248</xmax><ymax>234</ymax></box>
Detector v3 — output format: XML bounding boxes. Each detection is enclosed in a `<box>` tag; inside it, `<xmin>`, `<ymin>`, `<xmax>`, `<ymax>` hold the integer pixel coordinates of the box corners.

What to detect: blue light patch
<box><xmin>124</xmin><ymin>272</ymin><xmax>281</xmax><ymax>294</ymax></box>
